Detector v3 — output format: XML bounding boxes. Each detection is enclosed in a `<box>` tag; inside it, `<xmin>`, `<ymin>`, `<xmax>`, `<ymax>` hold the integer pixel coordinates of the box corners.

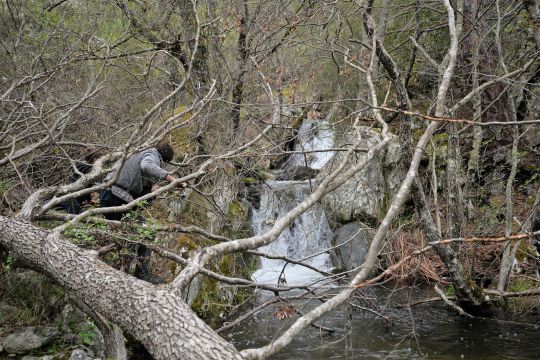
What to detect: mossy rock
<box><xmin>227</xmin><ymin>199</ymin><xmax>249</xmax><ymax>233</ymax></box>
<box><xmin>176</xmin><ymin>234</ymin><xmax>198</xmax><ymax>251</ymax></box>
<box><xmin>161</xmin><ymin>105</ymin><xmax>198</xmax><ymax>156</ymax></box>
<box><xmin>425</xmin><ymin>132</ymin><xmax>449</xmax><ymax>163</ymax></box>
<box><xmin>191</xmin><ymin>254</ymin><xmax>252</xmax><ymax>327</ymax></box>
<box><xmin>180</xmin><ymin>190</ymin><xmax>214</xmax><ymax>228</ymax></box>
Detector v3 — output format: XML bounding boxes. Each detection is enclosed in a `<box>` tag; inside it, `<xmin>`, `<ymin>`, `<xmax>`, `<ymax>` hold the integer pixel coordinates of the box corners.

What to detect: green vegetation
<box><xmin>508</xmin><ymin>277</ymin><xmax>537</xmax><ymax>293</ymax></box>
<box><xmin>0</xmin><ymin>272</ymin><xmax>64</xmax><ymax>328</ymax></box>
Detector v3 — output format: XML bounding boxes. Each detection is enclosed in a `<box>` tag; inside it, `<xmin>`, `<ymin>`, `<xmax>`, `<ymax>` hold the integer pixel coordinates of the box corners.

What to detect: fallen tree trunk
<box><xmin>0</xmin><ymin>215</ymin><xmax>242</xmax><ymax>360</ymax></box>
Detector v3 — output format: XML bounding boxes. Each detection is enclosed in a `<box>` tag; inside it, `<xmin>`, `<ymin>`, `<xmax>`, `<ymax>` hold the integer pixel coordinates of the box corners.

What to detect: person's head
<box><xmin>156</xmin><ymin>143</ymin><xmax>174</xmax><ymax>163</ymax></box>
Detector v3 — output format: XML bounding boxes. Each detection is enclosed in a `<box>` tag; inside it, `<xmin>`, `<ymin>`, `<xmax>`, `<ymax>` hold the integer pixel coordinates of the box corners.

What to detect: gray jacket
<box><xmin>110</xmin><ymin>148</ymin><xmax>168</xmax><ymax>196</ymax></box>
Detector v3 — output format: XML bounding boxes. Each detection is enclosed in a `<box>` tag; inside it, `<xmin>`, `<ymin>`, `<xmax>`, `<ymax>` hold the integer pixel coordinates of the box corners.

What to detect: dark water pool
<box><xmin>225</xmin><ymin>287</ymin><xmax>540</xmax><ymax>359</ymax></box>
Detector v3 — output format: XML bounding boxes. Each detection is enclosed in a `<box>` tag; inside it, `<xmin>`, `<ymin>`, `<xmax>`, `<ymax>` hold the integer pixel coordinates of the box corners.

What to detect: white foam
<box><xmin>251</xmin><ymin>180</ymin><xmax>333</xmax><ymax>286</ymax></box>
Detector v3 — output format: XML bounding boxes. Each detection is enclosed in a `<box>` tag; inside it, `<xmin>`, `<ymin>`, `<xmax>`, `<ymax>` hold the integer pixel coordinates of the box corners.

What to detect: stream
<box><xmin>225</xmin><ymin>286</ymin><xmax>540</xmax><ymax>359</ymax></box>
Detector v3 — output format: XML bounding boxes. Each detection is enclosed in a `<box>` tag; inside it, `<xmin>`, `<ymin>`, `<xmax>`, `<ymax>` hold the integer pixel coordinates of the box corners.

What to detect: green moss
<box><xmin>244</xmin><ymin>254</ymin><xmax>260</xmax><ymax>277</ymax></box>
<box><xmin>158</xmin><ymin>104</ymin><xmax>198</xmax><ymax>157</ymax></box>
<box><xmin>240</xmin><ymin>177</ymin><xmax>258</xmax><ymax>184</ymax></box>
<box><xmin>489</xmin><ymin>195</ymin><xmax>505</xmax><ymax>208</ymax></box>
<box><xmin>335</xmin><ymin>212</ymin><xmax>348</xmax><ymax>225</ymax></box>
<box><xmin>176</xmin><ymin>234</ymin><xmax>198</xmax><ymax>251</ymax></box>
<box><xmin>290</xmin><ymin>114</ymin><xmax>306</xmax><ymax>130</ymax></box>
<box><xmin>508</xmin><ymin>277</ymin><xmax>537</xmax><ymax>293</ymax></box>
<box><xmin>228</xmin><ymin>200</ymin><xmax>245</xmax><ymax>220</ymax></box>
<box><xmin>180</xmin><ymin>191</ymin><xmax>214</xmax><ymax>228</ymax></box>
<box><xmin>219</xmin><ymin>255</ymin><xmax>234</xmax><ymax>274</ymax></box>
<box><xmin>191</xmin><ymin>279</ymin><xmax>220</xmax><ymax>325</ymax></box>
<box><xmin>0</xmin><ymin>179</ymin><xmax>6</xmax><ymax>196</ymax></box>
<box><xmin>468</xmin><ymin>278</ymin><xmax>485</xmax><ymax>301</ymax></box>
<box><xmin>425</xmin><ymin>132</ymin><xmax>448</xmax><ymax>163</ymax></box>
<box><xmin>192</xmin><ymin>273</ymin><xmax>245</xmax><ymax>326</ymax></box>
<box><xmin>169</xmin><ymin>126</ymin><xmax>197</xmax><ymax>156</ymax></box>
<box><xmin>191</xmin><ymin>253</ymin><xmax>253</xmax><ymax>327</ymax></box>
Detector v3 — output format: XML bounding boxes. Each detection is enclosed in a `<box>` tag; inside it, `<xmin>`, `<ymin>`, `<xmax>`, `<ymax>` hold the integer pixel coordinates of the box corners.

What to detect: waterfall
<box><xmin>289</xmin><ymin>118</ymin><xmax>334</xmax><ymax>169</ymax></box>
<box><xmin>251</xmin><ymin>118</ymin><xmax>335</xmax><ymax>286</ymax></box>
<box><xmin>251</xmin><ymin>181</ymin><xmax>333</xmax><ymax>285</ymax></box>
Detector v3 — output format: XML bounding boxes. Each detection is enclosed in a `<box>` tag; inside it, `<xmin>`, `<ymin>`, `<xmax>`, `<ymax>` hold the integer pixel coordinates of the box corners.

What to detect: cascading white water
<box><xmin>289</xmin><ymin>118</ymin><xmax>334</xmax><ymax>169</ymax></box>
<box><xmin>251</xmin><ymin>181</ymin><xmax>333</xmax><ymax>285</ymax></box>
<box><xmin>251</xmin><ymin>118</ymin><xmax>335</xmax><ymax>286</ymax></box>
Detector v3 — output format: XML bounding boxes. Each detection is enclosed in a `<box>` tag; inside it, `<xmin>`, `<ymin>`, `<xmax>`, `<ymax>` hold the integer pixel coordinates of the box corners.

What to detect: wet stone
<box><xmin>69</xmin><ymin>349</ymin><xmax>94</xmax><ymax>360</ymax></box>
<box><xmin>0</xmin><ymin>326</ymin><xmax>60</xmax><ymax>354</ymax></box>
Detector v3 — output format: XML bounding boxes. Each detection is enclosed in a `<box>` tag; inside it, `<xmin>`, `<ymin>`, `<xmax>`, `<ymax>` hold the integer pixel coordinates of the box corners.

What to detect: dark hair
<box><xmin>156</xmin><ymin>143</ymin><xmax>174</xmax><ymax>163</ymax></box>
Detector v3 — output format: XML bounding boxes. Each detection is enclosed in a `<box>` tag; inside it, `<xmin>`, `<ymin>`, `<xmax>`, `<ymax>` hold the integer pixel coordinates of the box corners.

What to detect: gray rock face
<box><xmin>330</xmin><ymin>221</ymin><xmax>375</xmax><ymax>271</ymax></box>
<box><xmin>21</xmin><ymin>356</ymin><xmax>54</xmax><ymax>360</ymax></box>
<box><xmin>165</xmin><ymin>188</ymin><xmax>193</xmax><ymax>221</ymax></box>
<box><xmin>523</xmin><ymin>123</ymin><xmax>540</xmax><ymax>147</ymax></box>
<box><xmin>317</xmin><ymin>127</ymin><xmax>405</xmax><ymax>225</ymax></box>
<box><xmin>1</xmin><ymin>326</ymin><xmax>60</xmax><ymax>354</ymax></box>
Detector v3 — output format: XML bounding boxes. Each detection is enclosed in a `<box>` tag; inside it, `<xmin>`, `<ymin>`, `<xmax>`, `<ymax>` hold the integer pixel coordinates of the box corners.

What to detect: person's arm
<box><xmin>152</xmin><ymin>175</ymin><xmax>187</xmax><ymax>192</ymax></box>
<box><xmin>140</xmin><ymin>151</ymin><xmax>168</xmax><ymax>180</ymax></box>
<box><xmin>164</xmin><ymin>174</ymin><xmax>187</xmax><ymax>188</ymax></box>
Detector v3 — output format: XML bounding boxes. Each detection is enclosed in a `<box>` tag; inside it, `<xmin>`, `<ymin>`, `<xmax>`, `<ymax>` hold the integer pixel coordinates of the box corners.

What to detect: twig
<box><xmin>434</xmin><ymin>284</ymin><xmax>472</xmax><ymax>318</ymax></box>
<box><xmin>215</xmin><ymin>298</ymin><xmax>279</xmax><ymax>334</ymax></box>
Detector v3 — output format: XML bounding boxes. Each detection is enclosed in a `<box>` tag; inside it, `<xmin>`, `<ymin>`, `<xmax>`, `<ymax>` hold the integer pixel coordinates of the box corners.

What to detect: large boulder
<box><xmin>317</xmin><ymin>127</ymin><xmax>405</xmax><ymax>225</ymax></box>
<box><xmin>0</xmin><ymin>326</ymin><xmax>60</xmax><ymax>354</ymax></box>
<box><xmin>330</xmin><ymin>221</ymin><xmax>375</xmax><ymax>272</ymax></box>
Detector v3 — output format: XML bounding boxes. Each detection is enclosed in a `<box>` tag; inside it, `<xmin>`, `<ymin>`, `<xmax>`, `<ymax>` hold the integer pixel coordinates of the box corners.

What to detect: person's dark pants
<box><xmin>99</xmin><ymin>189</ymin><xmax>154</xmax><ymax>280</ymax></box>
<box><xmin>61</xmin><ymin>198</ymin><xmax>83</xmax><ymax>214</ymax></box>
<box><xmin>99</xmin><ymin>190</ymin><xmax>126</xmax><ymax>221</ymax></box>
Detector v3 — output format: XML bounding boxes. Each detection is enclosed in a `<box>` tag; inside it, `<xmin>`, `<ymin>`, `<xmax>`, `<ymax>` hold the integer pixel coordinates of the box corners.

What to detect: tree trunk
<box><xmin>0</xmin><ymin>215</ymin><xmax>242</xmax><ymax>360</ymax></box>
<box><xmin>446</xmin><ymin>122</ymin><xmax>465</xmax><ymax>239</ymax></box>
<box><xmin>412</xmin><ymin>178</ymin><xmax>485</xmax><ymax>307</ymax></box>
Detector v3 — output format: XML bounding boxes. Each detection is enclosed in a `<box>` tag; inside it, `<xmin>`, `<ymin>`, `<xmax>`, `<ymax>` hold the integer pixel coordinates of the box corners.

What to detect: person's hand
<box><xmin>179</xmin><ymin>182</ymin><xmax>188</xmax><ymax>189</ymax></box>
<box><xmin>89</xmin><ymin>192</ymin><xmax>99</xmax><ymax>205</ymax></box>
<box><xmin>151</xmin><ymin>184</ymin><xmax>160</xmax><ymax>192</ymax></box>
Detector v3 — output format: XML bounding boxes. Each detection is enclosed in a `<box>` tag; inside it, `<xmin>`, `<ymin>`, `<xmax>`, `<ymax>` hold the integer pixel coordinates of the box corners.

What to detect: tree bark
<box><xmin>0</xmin><ymin>216</ymin><xmax>242</xmax><ymax>360</ymax></box>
